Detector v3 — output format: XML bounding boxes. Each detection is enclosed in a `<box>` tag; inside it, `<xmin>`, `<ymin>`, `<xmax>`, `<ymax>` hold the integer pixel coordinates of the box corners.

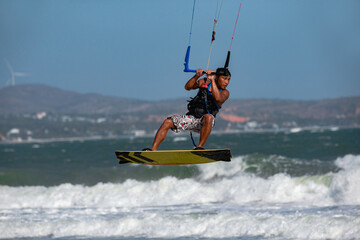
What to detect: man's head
<box><xmin>215</xmin><ymin>68</ymin><xmax>231</xmax><ymax>77</ymax></box>
<box><xmin>215</xmin><ymin>68</ymin><xmax>231</xmax><ymax>90</ymax></box>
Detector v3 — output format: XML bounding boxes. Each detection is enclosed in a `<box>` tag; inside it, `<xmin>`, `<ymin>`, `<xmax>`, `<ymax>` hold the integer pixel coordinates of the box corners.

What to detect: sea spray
<box><xmin>331</xmin><ymin>154</ymin><xmax>360</xmax><ymax>204</ymax></box>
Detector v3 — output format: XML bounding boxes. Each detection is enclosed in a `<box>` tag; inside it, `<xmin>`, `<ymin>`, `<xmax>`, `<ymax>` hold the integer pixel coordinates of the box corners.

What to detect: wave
<box><xmin>108</xmin><ymin>153</ymin><xmax>340</xmax><ymax>185</ymax></box>
<box><xmin>0</xmin><ymin>153</ymin><xmax>340</xmax><ymax>187</ymax></box>
<box><xmin>1</xmin><ymin>155</ymin><xmax>359</xmax><ymax>209</ymax></box>
<box><xmin>197</xmin><ymin>153</ymin><xmax>339</xmax><ymax>180</ymax></box>
<box><xmin>1</xmin><ymin>204</ymin><xmax>359</xmax><ymax>239</ymax></box>
<box><xmin>0</xmin><ymin>155</ymin><xmax>359</xmax><ymax>239</ymax></box>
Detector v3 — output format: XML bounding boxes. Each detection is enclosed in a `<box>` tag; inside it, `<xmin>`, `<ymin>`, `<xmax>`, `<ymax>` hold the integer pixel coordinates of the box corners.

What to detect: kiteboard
<box><xmin>115</xmin><ymin>149</ymin><xmax>231</xmax><ymax>165</ymax></box>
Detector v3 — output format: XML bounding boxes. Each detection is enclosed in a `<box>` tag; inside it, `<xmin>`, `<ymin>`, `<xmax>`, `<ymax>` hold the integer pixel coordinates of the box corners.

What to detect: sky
<box><xmin>0</xmin><ymin>0</ymin><xmax>359</xmax><ymax>101</ymax></box>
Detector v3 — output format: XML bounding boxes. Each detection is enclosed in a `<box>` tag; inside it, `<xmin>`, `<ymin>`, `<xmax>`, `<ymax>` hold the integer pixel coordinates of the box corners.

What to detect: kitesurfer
<box><xmin>144</xmin><ymin>67</ymin><xmax>231</xmax><ymax>151</ymax></box>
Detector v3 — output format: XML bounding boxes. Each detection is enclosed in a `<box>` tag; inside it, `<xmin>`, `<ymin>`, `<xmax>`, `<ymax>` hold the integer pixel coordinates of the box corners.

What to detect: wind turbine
<box><xmin>4</xmin><ymin>58</ymin><xmax>30</xmax><ymax>86</ymax></box>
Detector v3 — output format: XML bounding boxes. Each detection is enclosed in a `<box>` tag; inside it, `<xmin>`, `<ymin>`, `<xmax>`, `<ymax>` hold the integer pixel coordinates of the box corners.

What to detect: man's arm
<box><xmin>185</xmin><ymin>69</ymin><xmax>205</xmax><ymax>90</ymax></box>
<box><xmin>209</xmin><ymin>77</ymin><xmax>230</xmax><ymax>107</ymax></box>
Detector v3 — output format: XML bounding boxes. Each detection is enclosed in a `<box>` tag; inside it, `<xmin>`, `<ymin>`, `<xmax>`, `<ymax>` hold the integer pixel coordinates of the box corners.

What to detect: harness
<box><xmin>187</xmin><ymin>82</ymin><xmax>224</xmax><ymax>118</ymax></box>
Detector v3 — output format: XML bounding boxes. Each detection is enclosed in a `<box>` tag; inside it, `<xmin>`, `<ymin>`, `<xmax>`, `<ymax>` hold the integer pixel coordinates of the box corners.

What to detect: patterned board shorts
<box><xmin>169</xmin><ymin>114</ymin><xmax>215</xmax><ymax>133</ymax></box>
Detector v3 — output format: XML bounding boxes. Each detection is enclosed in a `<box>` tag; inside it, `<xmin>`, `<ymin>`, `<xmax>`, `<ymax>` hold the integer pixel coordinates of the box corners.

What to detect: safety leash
<box><xmin>190</xmin><ymin>131</ymin><xmax>197</xmax><ymax>148</ymax></box>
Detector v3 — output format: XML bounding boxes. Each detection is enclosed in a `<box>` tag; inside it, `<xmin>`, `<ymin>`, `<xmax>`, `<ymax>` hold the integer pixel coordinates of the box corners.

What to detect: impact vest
<box><xmin>186</xmin><ymin>82</ymin><xmax>224</xmax><ymax>118</ymax></box>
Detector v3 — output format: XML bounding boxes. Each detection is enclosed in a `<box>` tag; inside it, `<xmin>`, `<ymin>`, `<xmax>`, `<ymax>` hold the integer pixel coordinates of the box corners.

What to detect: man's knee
<box><xmin>203</xmin><ymin>114</ymin><xmax>214</xmax><ymax>126</ymax></box>
<box><xmin>163</xmin><ymin>118</ymin><xmax>174</xmax><ymax>129</ymax></box>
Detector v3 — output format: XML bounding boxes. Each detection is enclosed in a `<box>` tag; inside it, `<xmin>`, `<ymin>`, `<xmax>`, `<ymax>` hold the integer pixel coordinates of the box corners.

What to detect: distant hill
<box><xmin>1</xmin><ymin>84</ymin><xmax>359</xmax><ymax>126</ymax></box>
<box><xmin>0</xmin><ymin>84</ymin><xmax>144</xmax><ymax>115</ymax></box>
<box><xmin>1</xmin><ymin>84</ymin><xmax>359</xmax><ymax>140</ymax></box>
<box><xmin>0</xmin><ymin>84</ymin><xmax>185</xmax><ymax>115</ymax></box>
<box><xmin>224</xmin><ymin>97</ymin><xmax>360</xmax><ymax>125</ymax></box>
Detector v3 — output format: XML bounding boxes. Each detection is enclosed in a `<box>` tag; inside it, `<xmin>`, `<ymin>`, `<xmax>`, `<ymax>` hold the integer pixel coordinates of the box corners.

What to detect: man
<box><xmin>144</xmin><ymin>67</ymin><xmax>231</xmax><ymax>151</ymax></box>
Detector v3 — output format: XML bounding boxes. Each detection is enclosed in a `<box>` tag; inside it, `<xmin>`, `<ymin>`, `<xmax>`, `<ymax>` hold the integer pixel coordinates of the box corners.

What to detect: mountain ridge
<box><xmin>1</xmin><ymin>84</ymin><xmax>359</xmax><ymax>140</ymax></box>
<box><xmin>1</xmin><ymin>84</ymin><xmax>359</xmax><ymax>126</ymax></box>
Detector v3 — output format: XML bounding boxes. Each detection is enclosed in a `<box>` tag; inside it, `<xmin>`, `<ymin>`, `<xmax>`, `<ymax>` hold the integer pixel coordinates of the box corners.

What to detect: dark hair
<box><xmin>216</xmin><ymin>68</ymin><xmax>231</xmax><ymax>77</ymax></box>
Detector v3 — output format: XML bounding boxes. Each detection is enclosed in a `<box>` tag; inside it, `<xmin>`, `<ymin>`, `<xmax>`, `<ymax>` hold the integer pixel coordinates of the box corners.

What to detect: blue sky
<box><xmin>1</xmin><ymin>0</ymin><xmax>359</xmax><ymax>100</ymax></box>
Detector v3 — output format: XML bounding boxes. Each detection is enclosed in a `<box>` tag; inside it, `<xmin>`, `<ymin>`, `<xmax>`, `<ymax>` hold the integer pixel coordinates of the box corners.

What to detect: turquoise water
<box><xmin>0</xmin><ymin>128</ymin><xmax>360</xmax><ymax>239</ymax></box>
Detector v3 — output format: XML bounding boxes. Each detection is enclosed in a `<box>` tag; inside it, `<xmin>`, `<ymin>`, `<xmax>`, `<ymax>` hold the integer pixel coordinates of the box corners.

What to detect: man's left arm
<box><xmin>210</xmin><ymin>78</ymin><xmax>230</xmax><ymax>107</ymax></box>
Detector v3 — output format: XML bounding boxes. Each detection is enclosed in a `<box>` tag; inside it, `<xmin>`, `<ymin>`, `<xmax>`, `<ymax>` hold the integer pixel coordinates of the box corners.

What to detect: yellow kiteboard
<box><xmin>115</xmin><ymin>149</ymin><xmax>231</xmax><ymax>165</ymax></box>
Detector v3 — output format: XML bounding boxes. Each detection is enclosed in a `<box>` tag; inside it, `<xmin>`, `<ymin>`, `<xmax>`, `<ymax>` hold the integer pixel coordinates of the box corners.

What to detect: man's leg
<box><xmin>197</xmin><ymin>114</ymin><xmax>214</xmax><ymax>148</ymax></box>
<box><xmin>151</xmin><ymin>118</ymin><xmax>175</xmax><ymax>151</ymax></box>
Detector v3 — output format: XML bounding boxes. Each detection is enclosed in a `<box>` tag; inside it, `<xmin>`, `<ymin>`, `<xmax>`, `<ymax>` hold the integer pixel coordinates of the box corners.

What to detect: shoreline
<box><xmin>1</xmin><ymin>125</ymin><xmax>358</xmax><ymax>145</ymax></box>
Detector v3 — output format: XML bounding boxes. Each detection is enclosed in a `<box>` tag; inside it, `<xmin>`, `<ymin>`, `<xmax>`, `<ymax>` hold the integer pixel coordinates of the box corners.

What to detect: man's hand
<box><xmin>196</xmin><ymin>69</ymin><xmax>204</xmax><ymax>77</ymax></box>
<box><xmin>205</xmin><ymin>70</ymin><xmax>216</xmax><ymax>81</ymax></box>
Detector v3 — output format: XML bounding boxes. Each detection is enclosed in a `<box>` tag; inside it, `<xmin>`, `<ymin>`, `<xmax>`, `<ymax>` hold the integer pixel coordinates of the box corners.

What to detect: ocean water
<box><xmin>0</xmin><ymin>128</ymin><xmax>360</xmax><ymax>240</ymax></box>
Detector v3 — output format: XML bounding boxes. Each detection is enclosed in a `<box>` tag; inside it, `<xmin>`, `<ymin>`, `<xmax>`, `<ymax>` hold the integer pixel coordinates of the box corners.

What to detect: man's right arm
<box><xmin>185</xmin><ymin>69</ymin><xmax>204</xmax><ymax>90</ymax></box>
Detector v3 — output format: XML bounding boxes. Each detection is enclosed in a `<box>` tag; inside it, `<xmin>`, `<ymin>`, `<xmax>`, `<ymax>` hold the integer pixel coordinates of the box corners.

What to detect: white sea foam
<box><xmin>0</xmin><ymin>202</ymin><xmax>359</xmax><ymax>239</ymax></box>
<box><xmin>0</xmin><ymin>155</ymin><xmax>359</xmax><ymax>239</ymax></box>
<box><xmin>1</xmin><ymin>155</ymin><xmax>359</xmax><ymax>208</ymax></box>
<box><xmin>331</xmin><ymin>154</ymin><xmax>360</xmax><ymax>205</ymax></box>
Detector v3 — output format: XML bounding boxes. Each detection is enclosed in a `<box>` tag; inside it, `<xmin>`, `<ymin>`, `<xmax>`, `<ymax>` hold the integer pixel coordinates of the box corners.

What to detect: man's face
<box><xmin>216</xmin><ymin>75</ymin><xmax>231</xmax><ymax>89</ymax></box>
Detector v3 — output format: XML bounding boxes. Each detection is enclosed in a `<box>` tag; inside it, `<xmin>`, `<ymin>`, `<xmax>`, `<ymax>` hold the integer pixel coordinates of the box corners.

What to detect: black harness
<box><xmin>186</xmin><ymin>82</ymin><xmax>223</xmax><ymax>118</ymax></box>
